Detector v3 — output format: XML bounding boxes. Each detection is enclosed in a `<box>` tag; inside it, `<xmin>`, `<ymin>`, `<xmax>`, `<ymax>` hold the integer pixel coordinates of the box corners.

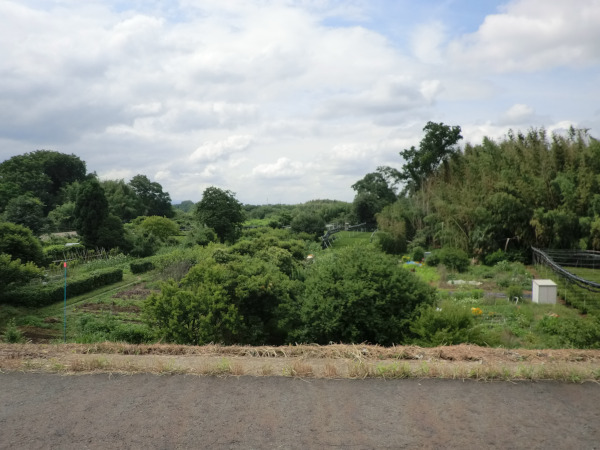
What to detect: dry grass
<box><xmin>1</xmin><ymin>343</ymin><xmax>599</xmax><ymax>382</ymax></box>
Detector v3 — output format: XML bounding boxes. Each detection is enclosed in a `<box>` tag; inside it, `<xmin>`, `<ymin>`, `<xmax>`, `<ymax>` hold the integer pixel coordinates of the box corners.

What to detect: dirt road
<box><xmin>1</xmin><ymin>373</ymin><xmax>599</xmax><ymax>449</ymax></box>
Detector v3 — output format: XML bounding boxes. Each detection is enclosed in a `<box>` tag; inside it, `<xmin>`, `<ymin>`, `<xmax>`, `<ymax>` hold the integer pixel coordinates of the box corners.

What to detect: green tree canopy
<box><xmin>195</xmin><ymin>187</ymin><xmax>245</xmax><ymax>243</ymax></box>
<box><xmin>400</xmin><ymin>121</ymin><xmax>462</xmax><ymax>192</ymax></box>
<box><xmin>0</xmin><ymin>221</ymin><xmax>44</xmax><ymax>265</ymax></box>
<box><xmin>0</xmin><ymin>150</ymin><xmax>86</xmax><ymax>213</ymax></box>
<box><xmin>101</xmin><ymin>179</ymin><xmax>144</xmax><ymax>222</ymax></box>
<box><xmin>2</xmin><ymin>194</ymin><xmax>46</xmax><ymax>235</ymax></box>
<box><xmin>129</xmin><ymin>175</ymin><xmax>173</xmax><ymax>218</ymax></box>
<box><xmin>292</xmin><ymin>245</ymin><xmax>436</xmax><ymax>345</ymax></box>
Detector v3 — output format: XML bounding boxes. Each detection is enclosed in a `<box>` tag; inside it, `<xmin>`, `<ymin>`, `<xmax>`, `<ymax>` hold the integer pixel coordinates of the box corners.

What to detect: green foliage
<box><xmin>195</xmin><ymin>187</ymin><xmax>245</xmax><ymax>243</ymax></box>
<box><xmin>128</xmin><ymin>174</ymin><xmax>173</xmax><ymax>218</ymax></box>
<box><xmin>412</xmin><ymin>246</ymin><xmax>425</xmax><ymax>262</ymax></box>
<box><xmin>0</xmin><ymin>253</ymin><xmax>43</xmax><ymax>294</ymax></box>
<box><xmin>3</xmin><ymin>194</ymin><xmax>46</xmax><ymax>234</ymax></box>
<box><xmin>441</xmin><ymin>247</ymin><xmax>470</xmax><ymax>272</ymax></box>
<box><xmin>73</xmin><ymin>179</ymin><xmax>109</xmax><ymax>247</ymax></box>
<box><xmin>290</xmin><ymin>211</ymin><xmax>325</xmax><ymax>237</ymax></box>
<box><xmin>130</xmin><ymin>259</ymin><xmax>155</xmax><ymax>274</ymax></box>
<box><xmin>0</xmin><ymin>150</ymin><xmax>87</xmax><ymax>214</ymax></box>
<box><xmin>505</xmin><ymin>285</ymin><xmax>524</xmax><ymax>302</ymax></box>
<box><xmin>185</xmin><ymin>225</ymin><xmax>217</xmax><ymax>247</ymax></box>
<box><xmin>77</xmin><ymin>315</ymin><xmax>154</xmax><ymax>344</ymax></box>
<box><xmin>375</xmin><ymin>231</ymin><xmax>406</xmax><ymax>255</ymax></box>
<box><xmin>536</xmin><ymin>315</ymin><xmax>600</xmax><ymax>349</ymax></box>
<box><xmin>399</xmin><ymin>121</ymin><xmax>462</xmax><ymax>192</ymax></box>
<box><xmin>484</xmin><ymin>249</ymin><xmax>506</xmax><ymax>266</ymax></box>
<box><xmin>351</xmin><ymin>169</ymin><xmax>397</xmax><ymax>223</ymax></box>
<box><xmin>2</xmin><ymin>268</ymin><xmax>123</xmax><ymax>307</ymax></box>
<box><xmin>173</xmin><ymin>200</ymin><xmax>195</xmax><ymax>213</ymax></box>
<box><xmin>292</xmin><ymin>245</ymin><xmax>436</xmax><ymax>345</ymax></box>
<box><xmin>101</xmin><ymin>179</ymin><xmax>144</xmax><ymax>222</ymax></box>
<box><xmin>144</xmin><ymin>252</ymin><xmax>300</xmax><ymax>345</ymax></box>
<box><xmin>0</xmin><ymin>221</ymin><xmax>44</xmax><ymax>265</ymax></box>
<box><xmin>410</xmin><ymin>301</ymin><xmax>485</xmax><ymax>346</ymax></box>
<box><xmin>2</xmin><ymin>318</ymin><xmax>25</xmax><ymax>343</ymax></box>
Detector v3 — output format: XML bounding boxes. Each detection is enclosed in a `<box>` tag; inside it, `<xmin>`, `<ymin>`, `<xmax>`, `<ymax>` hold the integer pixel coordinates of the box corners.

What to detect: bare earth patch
<box><xmin>1</xmin><ymin>343</ymin><xmax>599</xmax><ymax>382</ymax></box>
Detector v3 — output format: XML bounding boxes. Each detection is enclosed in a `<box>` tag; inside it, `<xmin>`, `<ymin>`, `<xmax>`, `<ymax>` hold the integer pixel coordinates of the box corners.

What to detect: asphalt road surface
<box><xmin>1</xmin><ymin>373</ymin><xmax>599</xmax><ymax>449</ymax></box>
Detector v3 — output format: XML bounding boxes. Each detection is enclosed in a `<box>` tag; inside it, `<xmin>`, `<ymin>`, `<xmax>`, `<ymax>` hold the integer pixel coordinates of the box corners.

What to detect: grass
<box><xmin>2</xmin><ymin>342</ymin><xmax>598</xmax><ymax>382</ymax></box>
<box><xmin>330</xmin><ymin>231</ymin><xmax>373</xmax><ymax>248</ymax></box>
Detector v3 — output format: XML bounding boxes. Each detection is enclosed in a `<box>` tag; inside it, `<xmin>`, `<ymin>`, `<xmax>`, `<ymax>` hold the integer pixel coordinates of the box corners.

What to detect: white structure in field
<box><xmin>532</xmin><ymin>279</ymin><xmax>557</xmax><ymax>304</ymax></box>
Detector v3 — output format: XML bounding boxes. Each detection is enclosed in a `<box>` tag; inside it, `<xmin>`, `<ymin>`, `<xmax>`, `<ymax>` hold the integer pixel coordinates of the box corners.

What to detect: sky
<box><xmin>1</xmin><ymin>0</ymin><xmax>599</xmax><ymax>205</ymax></box>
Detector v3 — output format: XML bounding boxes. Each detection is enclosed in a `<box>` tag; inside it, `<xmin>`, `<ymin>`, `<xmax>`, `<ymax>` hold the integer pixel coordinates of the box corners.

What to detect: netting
<box><xmin>532</xmin><ymin>247</ymin><xmax>600</xmax><ymax>314</ymax></box>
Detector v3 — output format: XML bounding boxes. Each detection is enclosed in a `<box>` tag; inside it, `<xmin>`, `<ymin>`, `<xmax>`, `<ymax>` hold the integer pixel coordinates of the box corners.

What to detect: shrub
<box><xmin>2</xmin><ymin>318</ymin><xmax>25</xmax><ymax>343</ymax></box>
<box><xmin>376</xmin><ymin>231</ymin><xmax>406</xmax><ymax>255</ymax></box>
<box><xmin>2</xmin><ymin>268</ymin><xmax>123</xmax><ymax>307</ymax></box>
<box><xmin>484</xmin><ymin>249</ymin><xmax>506</xmax><ymax>266</ymax></box>
<box><xmin>505</xmin><ymin>285</ymin><xmax>524</xmax><ymax>302</ymax></box>
<box><xmin>412</xmin><ymin>246</ymin><xmax>425</xmax><ymax>262</ymax></box>
<box><xmin>410</xmin><ymin>301</ymin><xmax>485</xmax><ymax>346</ymax></box>
<box><xmin>536</xmin><ymin>315</ymin><xmax>600</xmax><ymax>349</ymax></box>
<box><xmin>426</xmin><ymin>251</ymin><xmax>440</xmax><ymax>267</ymax></box>
<box><xmin>130</xmin><ymin>259</ymin><xmax>155</xmax><ymax>274</ymax></box>
<box><xmin>434</xmin><ymin>247</ymin><xmax>470</xmax><ymax>272</ymax></box>
<box><xmin>292</xmin><ymin>245</ymin><xmax>436</xmax><ymax>345</ymax></box>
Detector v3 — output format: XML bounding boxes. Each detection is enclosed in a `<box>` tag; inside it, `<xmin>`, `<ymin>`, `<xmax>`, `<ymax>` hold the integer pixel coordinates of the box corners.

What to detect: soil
<box><xmin>74</xmin><ymin>302</ymin><xmax>142</xmax><ymax>314</ymax></box>
<box><xmin>1</xmin><ymin>372</ymin><xmax>599</xmax><ymax>449</ymax></box>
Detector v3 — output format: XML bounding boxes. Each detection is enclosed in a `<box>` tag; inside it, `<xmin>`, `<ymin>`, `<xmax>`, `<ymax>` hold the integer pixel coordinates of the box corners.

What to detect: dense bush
<box><xmin>144</xmin><ymin>252</ymin><xmax>302</xmax><ymax>345</ymax></box>
<box><xmin>409</xmin><ymin>301</ymin><xmax>486</xmax><ymax>346</ymax></box>
<box><xmin>427</xmin><ymin>247</ymin><xmax>470</xmax><ymax>272</ymax></box>
<box><xmin>536</xmin><ymin>315</ymin><xmax>600</xmax><ymax>349</ymax></box>
<box><xmin>130</xmin><ymin>259</ymin><xmax>155</xmax><ymax>274</ymax></box>
<box><xmin>77</xmin><ymin>315</ymin><xmax>154</xmax><ymax>344</ymax></box>
<box><xmin>291</xmin><ymin>245</ymin><xmax>436</xmax><ymax>345</ymax></box>
<box><xmin>411</xmin><ymin>246</ymin><xmax>425</xmax><ymax>262</ymax></box>
<box><xmin>375</xmin><ymin>231</ymin><xmax>406</xmax><ymax>255</ymax></box>
<box><xmin>2</xmin><ymin>268</ymin><xmax>123</xmax><ymax>307</ymax></box>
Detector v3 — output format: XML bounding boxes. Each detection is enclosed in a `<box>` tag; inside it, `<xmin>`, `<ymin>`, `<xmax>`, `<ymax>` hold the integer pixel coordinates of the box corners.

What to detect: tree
<box><xmin>292</xmin><ymin>245</ymin><xmax>436</xmax><ymax>345</ymax></box>
<box><xmin>290</xmin><ymin>211</ymin><xmax>326</xmax><ymax>237</ymax></box>
<box><xmin>101</xmin><ymin>179</ymin><xmax>144</xmax><ymax>222</ymax></box>
<box><xmin>0</xmin><ymin>150</ymin><xmax>86</xmax><ymax>214</ymax></box>
<box><xmin>144</xmin><ymin>249</ymin><xmax>299</xmax><ymax>345</ymax></box>
<box><xmin>0</xmin><ymin>221</ymin><xmax>44</xmax><ymax>265</ymax></box>
<box><xmin>195</xmin><ymin>187</ymin><xmax>245</xmax><ymax>243</ymax></box>
<box><xmin>73</xmin><ymin>179</ymin><xmax>112</xmax><ymax>248</ymax></box>
<box><xmin>351</xmin><ymin>169</ymin><xmax>398</xmax><ymax>223</ymax></box>
<box><xmin>0</xmin><ymin>253</ymin><xmax>43</xmax><ymax>295</ymax></box>
<box><xmin>129</xmin><ymin>175</ymin><xmax>173</xmax><ymax>218</ymax></box>
<box><xmin>400</xmin><ymin>122</ymin><xmax>462</xmax><ymax>192</ymax></box>
<box><xmin>2</xmin><ymin>194</ymin><xmax>46</xmax><ymax>235</ymax></box>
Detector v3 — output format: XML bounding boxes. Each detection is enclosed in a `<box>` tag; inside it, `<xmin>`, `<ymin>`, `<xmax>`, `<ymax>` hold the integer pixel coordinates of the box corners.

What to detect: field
<box><xmin>2</xmin><ymin>233</ymin><xmax>600</xmax><ymax>380</ymax></box>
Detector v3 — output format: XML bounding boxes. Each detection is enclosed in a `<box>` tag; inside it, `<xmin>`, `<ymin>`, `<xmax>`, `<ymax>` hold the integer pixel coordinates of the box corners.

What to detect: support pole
<box><xmin>63</xmin><ymin>261</ymin><xmax>67</xmax><ymax>343</ymax></box>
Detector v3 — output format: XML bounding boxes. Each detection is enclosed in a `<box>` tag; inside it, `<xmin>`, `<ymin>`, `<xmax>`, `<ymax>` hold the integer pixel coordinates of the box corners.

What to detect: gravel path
<box><xmin>1</xmin><ymin>373</ymin><xmax>599</xmax><ymax>449</ymax></box>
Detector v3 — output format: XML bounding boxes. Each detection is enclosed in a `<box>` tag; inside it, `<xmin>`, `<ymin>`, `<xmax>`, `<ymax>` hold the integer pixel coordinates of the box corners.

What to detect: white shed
<box><xmin>532</xmin><ymin>279</ymin><xmax>557</xmax><ymax>304</ymax></box>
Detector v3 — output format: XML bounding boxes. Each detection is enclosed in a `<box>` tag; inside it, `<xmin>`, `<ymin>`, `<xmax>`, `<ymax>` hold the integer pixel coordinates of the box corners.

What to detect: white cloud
<box><xmin>252</xmin><ymin>158</ymin><xmax>310</xmax><ymax>180</ymax></box>
<box><xmin>190</xmin><ymin>135</ymin><xmax>254</xmax><ymax>163</ymax></box>
<box><xmin>0</xmin><ymin>0</ymin><xmax>598</xmax><ymax>204</ymax></box>
<box><xmin>499</xmin><ymin>103</ymin><xmax>535</xmax><ymax>125</ymax></box>
<box><xmin>448</xmin><ymin>0</ymin><xmax>600</xmax><ymax>72</ymax></box>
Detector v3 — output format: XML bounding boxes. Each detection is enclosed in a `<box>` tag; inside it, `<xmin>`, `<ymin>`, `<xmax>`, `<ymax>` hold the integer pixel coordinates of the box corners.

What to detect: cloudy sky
<box><xmin>1</xmin><ymin>0</ymin><xmax>599</xmax><ymax>204</ymax></box>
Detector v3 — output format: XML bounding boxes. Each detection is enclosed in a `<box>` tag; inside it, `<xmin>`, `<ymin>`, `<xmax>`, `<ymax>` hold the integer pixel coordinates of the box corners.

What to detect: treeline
<box><xmin>352</xmin><ymin>124</ymin><xmax>600</xmax><ymax>261</ymax></box>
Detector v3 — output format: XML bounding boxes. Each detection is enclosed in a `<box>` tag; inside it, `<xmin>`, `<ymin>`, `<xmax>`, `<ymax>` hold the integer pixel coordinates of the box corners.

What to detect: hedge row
<box><xmin>130</xmin><ymin>259</ymin><xmax>155</xmax><ymax>274</ymax></box>
<box><xmin>2</xmin><ymin>268</ymin><xmax>123</xmax><ymax>307</ymax></box>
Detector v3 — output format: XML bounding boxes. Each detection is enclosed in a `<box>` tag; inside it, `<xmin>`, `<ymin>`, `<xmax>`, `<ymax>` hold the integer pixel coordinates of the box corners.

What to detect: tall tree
<box><xmin>2</xmin><ymin>194</ymin><xmax>46</xmax><ymax>235</ymax></box>
<box><xmin>399</xmin><ymin>122</ymin><xmax>463</xmax><ymax>192</ymax></box>
<box><xmin>0</xmin><ymin>150</ymin><xmax>86</xmax><ymax>214</ymax></box>
<box><xmin>129</xmin><ymin>175</ymin><xmax>174</xmax><ymax>218</ymax></box>
<box><xmin>73</xmin><ymin>179</ymin><xmax>109</xmax><ymax>247</ymax></box>
<box><xmin>195</xmin><ymin>187</ymin><xmax>245</xmax><ymax>243</ymax></box>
